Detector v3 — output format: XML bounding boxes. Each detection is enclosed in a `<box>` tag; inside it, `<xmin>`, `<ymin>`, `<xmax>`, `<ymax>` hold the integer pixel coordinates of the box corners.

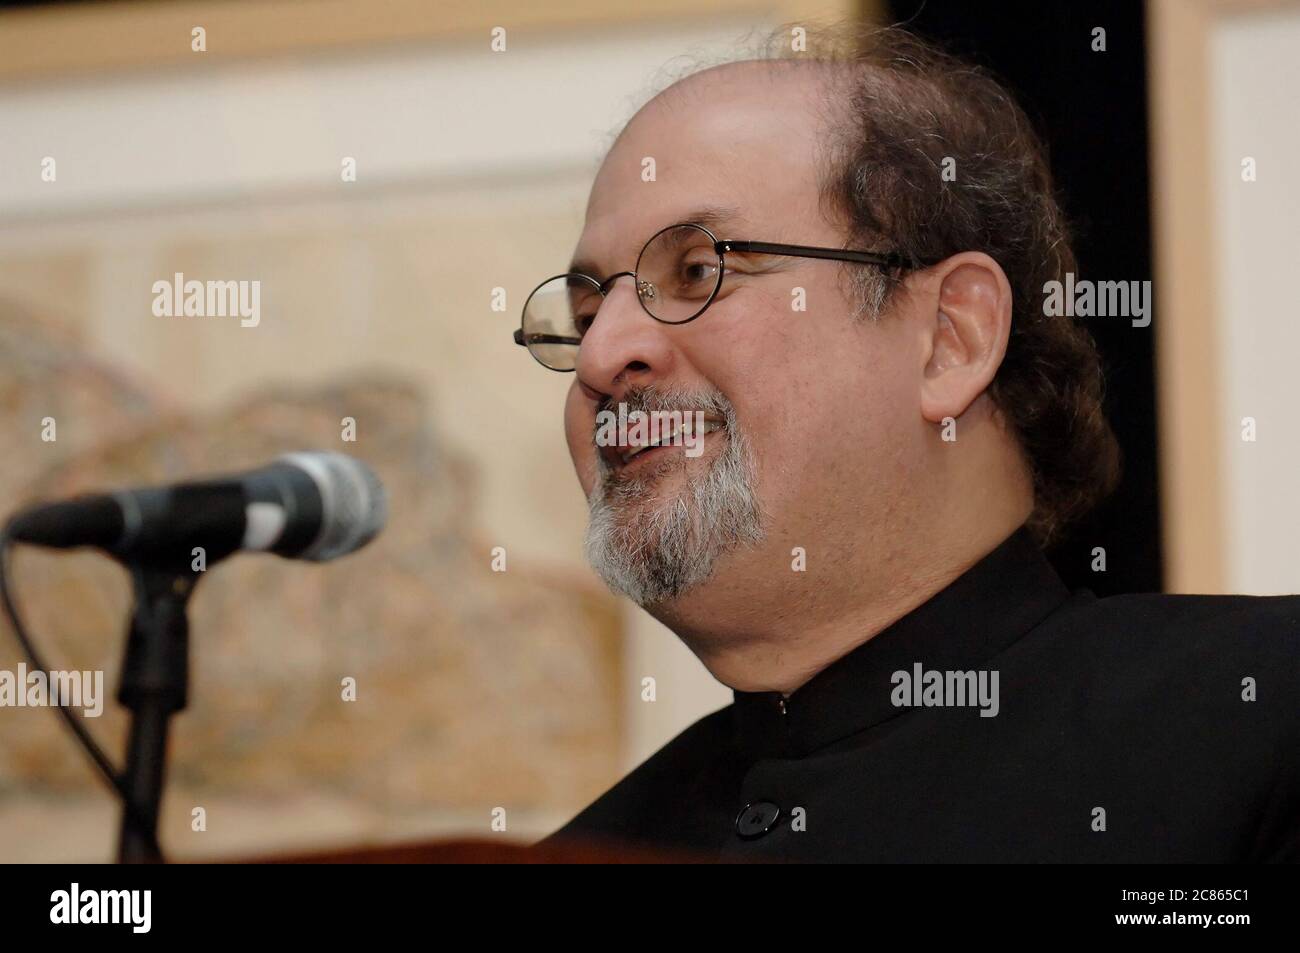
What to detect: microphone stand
<box><xmin>116</xmin><ymin>562</ymin><xmax>198</xmax><ymax>864</ymax></box>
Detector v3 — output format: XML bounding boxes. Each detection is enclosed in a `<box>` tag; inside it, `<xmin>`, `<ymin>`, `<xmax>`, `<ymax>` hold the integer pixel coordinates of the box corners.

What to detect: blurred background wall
<box><xmin>0</xmin><ymin>0</ymin><xmax>1296</xmax><ymax>861</ymax></box>
<box><xmin>0</xmin><ymin>0</ymin><xmax>855</xmax><ymax>862</ymax></box>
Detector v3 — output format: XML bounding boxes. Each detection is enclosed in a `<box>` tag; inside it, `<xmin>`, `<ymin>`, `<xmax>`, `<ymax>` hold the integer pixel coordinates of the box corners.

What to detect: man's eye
<box><xmin>575</xmin><ymin>313</ymin><xmax>598</xmax><ymax>335</ymax></box>
<box><xmin>684</xmin><ymin>262</ymin><xmax>716</xmax><ymax>282</ymax></box>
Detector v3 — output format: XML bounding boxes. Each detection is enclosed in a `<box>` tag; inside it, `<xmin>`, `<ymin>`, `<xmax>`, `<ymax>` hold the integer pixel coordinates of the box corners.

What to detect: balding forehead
<box><xmin>598</xmin><ymin>59</ymin><xmax>834</xmax><ymax>185</ymax></box>
<box><xmin>581</xmin><ymin>58</ymin><xmax>837</xmax><ymax>258</ymax></box>
<box><xmin>633</xmin><ymin>58</ymin><xmax>833</xmax><ymax>124</ymax></box>
<box><xmin>663</xmin><ymin>58</ymin><xmax>830</xmax><ymax>97</ymax></box>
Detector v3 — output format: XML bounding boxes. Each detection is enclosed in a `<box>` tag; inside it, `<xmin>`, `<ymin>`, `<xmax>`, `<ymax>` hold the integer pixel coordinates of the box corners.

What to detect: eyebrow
<box><xmin>567</xmin><ymin>203</ymin><xmax>745</xmax><ymax>277</ymax></box>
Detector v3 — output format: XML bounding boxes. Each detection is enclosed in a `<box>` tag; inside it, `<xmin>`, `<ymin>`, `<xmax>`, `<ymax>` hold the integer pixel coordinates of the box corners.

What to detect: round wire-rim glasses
<box><xmin>512</xmin><ymin>221</ymin><xmax>930</xmax><ymax>372</ymax></box>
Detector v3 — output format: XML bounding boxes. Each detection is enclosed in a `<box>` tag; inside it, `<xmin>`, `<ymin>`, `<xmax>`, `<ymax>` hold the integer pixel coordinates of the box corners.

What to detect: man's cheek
<box><xmin>572</xmin><ymin>448</ymin><xmax>597</xmax><ymax>496</ymax></box>
<box><xmin>562</xmin><ymin>387</ymin><xmax>586</xmax><ymax>455</ymax></box>
<box><xmin>563</xmin><ymin>412</ymin><xmax>596</xmax><ymax>493</ymax></box>
<box><xmin>565</xmin><ymin>421</ymin><xmax>589</xmax><ymax>466</ymax></box>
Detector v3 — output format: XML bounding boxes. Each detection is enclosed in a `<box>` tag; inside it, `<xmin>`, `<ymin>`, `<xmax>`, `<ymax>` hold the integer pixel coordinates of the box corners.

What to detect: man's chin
<box><xmin>583</xmin><ymin>423</ymin><xmax>763</xmax><ymax>606</ymax></box>
<box><xmin>584</xmin><ymin>506</ymin><xmax>708</xmax><ymax>606</ymax></box>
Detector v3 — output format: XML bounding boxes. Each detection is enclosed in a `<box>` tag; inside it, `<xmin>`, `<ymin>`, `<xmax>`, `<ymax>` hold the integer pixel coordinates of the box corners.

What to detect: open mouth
<box><xmin>601</xmin><ymin>414</ymin><xmax>726</xmax><ymax>471</ymax></box>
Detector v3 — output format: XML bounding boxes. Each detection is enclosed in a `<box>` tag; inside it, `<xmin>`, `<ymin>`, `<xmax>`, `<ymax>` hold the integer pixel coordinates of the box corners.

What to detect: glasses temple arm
<box><xmin>514</xmin><ymin>329</ymin><xmax>581</xmax><ymax>347</ymax></box>
<box><xmin>718</xmin><ymin>240</ymin><xmax>921</xmax><ymax>270</ymax></box>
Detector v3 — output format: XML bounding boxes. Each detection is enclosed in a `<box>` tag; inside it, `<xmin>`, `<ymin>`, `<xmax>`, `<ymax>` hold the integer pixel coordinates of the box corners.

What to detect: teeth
<box><xmin>620</xmin><ymin>418</ymin><xmax>723</xmax><ymax>464</ymax></box>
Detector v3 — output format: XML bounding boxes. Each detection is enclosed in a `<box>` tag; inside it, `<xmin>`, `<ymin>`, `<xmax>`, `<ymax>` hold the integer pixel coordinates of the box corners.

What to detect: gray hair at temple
<box><xmin>640</xmin><ymin>22</ymin><xmax>1122</xmax><ymax>546</ymax></box>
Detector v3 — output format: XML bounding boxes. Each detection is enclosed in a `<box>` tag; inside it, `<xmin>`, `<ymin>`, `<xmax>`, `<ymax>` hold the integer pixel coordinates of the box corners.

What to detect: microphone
<box><xmin>4</xmin><ymin>451</ymin><xmax>386</xmax><ymax>565</ymax></box>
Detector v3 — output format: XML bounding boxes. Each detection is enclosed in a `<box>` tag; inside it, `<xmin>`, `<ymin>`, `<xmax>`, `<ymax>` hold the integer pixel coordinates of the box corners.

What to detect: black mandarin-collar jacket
<box><xmin>544</xmin><ymin>526</ymin><xmax>1300</xmax><ymax>862</ymax></box>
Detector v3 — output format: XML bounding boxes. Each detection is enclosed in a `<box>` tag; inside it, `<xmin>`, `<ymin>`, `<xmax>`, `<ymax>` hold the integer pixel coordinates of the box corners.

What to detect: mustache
<box><xmin>590</xmin><ymin>384</ymin><xmax>734</xmax><ymax>444</ymax></box>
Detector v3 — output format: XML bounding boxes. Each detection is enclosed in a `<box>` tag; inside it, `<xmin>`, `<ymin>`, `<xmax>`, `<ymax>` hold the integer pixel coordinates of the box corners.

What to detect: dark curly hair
<box><xmin>738</xmin><ymin>22</ymin><xmax>1122</xmax><ymax>545</ymax></box>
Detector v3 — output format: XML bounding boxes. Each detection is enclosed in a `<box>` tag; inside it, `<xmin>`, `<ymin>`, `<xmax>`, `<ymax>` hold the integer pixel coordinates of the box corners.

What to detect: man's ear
<box><xmin>918</xmin><ymin>251</ymin><xmax>1014</xmax><ymax>424</ymax></box>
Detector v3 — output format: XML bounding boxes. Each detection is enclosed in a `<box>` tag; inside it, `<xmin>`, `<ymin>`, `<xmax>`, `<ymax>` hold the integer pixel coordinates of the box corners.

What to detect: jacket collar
<box><xmin>731</xmin><ymin>525</ymin><xmax>1072</xmax><ymax>760</ymax></box>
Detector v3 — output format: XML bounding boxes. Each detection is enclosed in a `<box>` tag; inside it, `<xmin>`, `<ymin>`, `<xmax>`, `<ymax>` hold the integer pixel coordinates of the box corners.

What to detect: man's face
<box><xmin>564</xmin><ymin>63</ymin><xmax>924</xmax><ymax>612</ymax></box>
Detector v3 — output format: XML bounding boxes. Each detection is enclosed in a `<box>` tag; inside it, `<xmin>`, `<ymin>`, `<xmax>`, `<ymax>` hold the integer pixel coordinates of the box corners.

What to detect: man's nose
<box><xmin>575</xmin><ymin>275</ymin><xmax>675</xmax><ymax>394</ymax></box>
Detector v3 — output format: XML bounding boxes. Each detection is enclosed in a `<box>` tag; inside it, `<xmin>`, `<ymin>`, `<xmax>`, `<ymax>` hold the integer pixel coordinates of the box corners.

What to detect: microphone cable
<box><xmin>0</xmin><ymin>528</ymin><xmax>164</xmax><ymax>861</ymax></box>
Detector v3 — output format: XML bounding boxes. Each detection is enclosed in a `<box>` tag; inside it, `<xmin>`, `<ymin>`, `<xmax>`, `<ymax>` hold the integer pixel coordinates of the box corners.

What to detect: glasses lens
<box><xmin>521</xmin><ymin>274</ymin><xmax>603</xmax><ymax>371</ymax></box>
<box><xmin>635</xmin><ymin>224</ymin><xmax>723</xmax><ymax>324</ymax></box>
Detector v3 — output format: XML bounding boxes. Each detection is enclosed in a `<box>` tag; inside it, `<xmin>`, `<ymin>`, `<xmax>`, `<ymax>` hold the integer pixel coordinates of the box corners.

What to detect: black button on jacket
<box><xmin>542</xmin><ymin>527</ymin><xmax>1300</xmax><ymax>862</ymax></box>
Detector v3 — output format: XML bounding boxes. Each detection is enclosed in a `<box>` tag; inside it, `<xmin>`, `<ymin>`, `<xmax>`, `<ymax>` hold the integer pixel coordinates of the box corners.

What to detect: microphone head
<box><xmin>278</xmin><ymin>452</ymin><xmax>387</xmax><ymax>561</ymax></box>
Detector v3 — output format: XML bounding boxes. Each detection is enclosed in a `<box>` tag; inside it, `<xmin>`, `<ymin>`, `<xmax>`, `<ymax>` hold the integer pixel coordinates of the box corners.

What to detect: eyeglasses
<box><xmin>512</xmin><ymin>221</ymin><xmax>929</xmax><ymax>372</ymax></box>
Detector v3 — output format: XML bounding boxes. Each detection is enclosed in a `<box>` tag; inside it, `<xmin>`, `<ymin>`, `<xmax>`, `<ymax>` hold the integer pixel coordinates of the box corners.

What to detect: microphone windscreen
<box><xmin>279</xmin><ymin>452</ymin><xmax>386</xmax><ymax>562</ymax></box>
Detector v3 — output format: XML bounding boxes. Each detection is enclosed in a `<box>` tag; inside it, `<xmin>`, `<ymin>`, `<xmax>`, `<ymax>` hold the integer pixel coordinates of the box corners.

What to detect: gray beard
<box><xmin>583</xmin><ymin>396</ymin><xmax>763</xmax><ymax>607</ymax></box>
